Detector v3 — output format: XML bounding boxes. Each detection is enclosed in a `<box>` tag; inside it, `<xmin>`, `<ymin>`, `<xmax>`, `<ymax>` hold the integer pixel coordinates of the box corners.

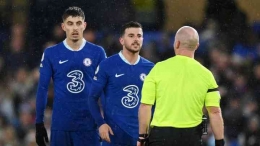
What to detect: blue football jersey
<box><xmin>36</xmin><ymin>39</ymin><xmax>106</xmax><ymax>131</ymax></box>
<box><xmin>90</xmin><ymin>52</ymin><xmax>154</xmax><ymax>139</ymax></box>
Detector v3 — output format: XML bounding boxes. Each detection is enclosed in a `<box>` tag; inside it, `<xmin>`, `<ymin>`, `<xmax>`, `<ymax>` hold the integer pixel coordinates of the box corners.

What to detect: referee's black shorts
<box><xmin>147</xmin><ymin>124</ymin><xmax>203</xmax><ymax>146</ymax></box>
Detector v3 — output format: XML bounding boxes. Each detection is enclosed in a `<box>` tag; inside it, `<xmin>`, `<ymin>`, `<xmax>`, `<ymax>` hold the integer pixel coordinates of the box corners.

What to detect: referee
<box><xmin>137</xmin><ymin>26</ymin><xmax>224</xmax><ymax>146</ymax></box>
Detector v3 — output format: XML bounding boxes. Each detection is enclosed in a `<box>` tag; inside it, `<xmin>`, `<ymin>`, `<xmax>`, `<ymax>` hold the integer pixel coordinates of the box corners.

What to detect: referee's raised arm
<box><xmin>138</xmin><ymin>26</ymin><xmax>225</xmax><ymax>146</ymax></box>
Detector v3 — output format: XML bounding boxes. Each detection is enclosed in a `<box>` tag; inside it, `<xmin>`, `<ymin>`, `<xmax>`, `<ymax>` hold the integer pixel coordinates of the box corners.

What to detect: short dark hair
<box><xmin>62</xmin><ymin>6</ymin><xmax>85</xmax><ymax>22</ymax></box>
<box><xmin>120</xmin><ymin>21</ymin><xmax>142</xmax><ymax>36</ymax></box>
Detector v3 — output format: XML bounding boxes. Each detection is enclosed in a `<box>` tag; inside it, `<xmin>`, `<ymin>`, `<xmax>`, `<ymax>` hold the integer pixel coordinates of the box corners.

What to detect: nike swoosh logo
<box><xmin>59</xmin><ymin>60</ymin><xmax>68</xmax><ymax>64</ymax></box>
<box><xmin>115</xmin><ymin>74</ymin><xmax>124</xmax><ymax>77</ymax></box>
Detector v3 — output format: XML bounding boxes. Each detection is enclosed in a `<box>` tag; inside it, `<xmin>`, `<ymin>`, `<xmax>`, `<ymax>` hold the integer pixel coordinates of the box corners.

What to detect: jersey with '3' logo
<box><xmin>36</xmin><ymin>39</ymin><xmax>106</xmax><ymax>131</ymax></box>
<box><xmin>89</xmin><ymin>52</ymin><xmax>154</xmax><ymax>140</ymax></box>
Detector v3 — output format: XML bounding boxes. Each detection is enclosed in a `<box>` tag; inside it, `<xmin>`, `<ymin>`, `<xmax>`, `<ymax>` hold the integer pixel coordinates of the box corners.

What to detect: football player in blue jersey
<box><xmin>35</xmin><ymin>6</ymin><xmax>106</xmax><ymax>146</ymax></box>
<box><xmin>88</xmin><ymin>21</ymin><xmax>154</xmax><ymax>146</ymax></box>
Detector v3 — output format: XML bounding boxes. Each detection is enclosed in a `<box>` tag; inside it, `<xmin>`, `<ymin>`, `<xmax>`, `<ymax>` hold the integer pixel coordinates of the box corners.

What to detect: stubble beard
<box><xmin>72</xmin><ymin>39</ymin><xmax>79</xmax><ymax>43</ymax></box>
<box><xmin>70</xmin><ymin>33</ymin><xmax>81</xmax><ymax>43</ymax></box>
<box><xmin>125</xmin><ymin>44</ymin><xmax>141</xmax><ymax>54</ymax></box>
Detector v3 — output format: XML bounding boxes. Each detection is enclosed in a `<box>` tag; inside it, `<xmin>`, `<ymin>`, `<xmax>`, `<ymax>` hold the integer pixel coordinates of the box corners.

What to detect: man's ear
<box><xmin>61</xmin><ymin>23</ymin><xmax>65</xmax><ymax>31</ymax></box>
<box><xmin>83</xmin><ymin>22</ymin><xmax>87</xmax><ymax>31</ymax></box>
<box><xmin>195</xmin><ymin>43</ymin><xmax>199</xmax><ymax>50</ymax></box>
<box><xmin>175</xmin><ymin>40</ymin><xmax>180</xmax><ymax>49</ymax></box>
<box><xmin>119</xmin><ymin>37</ymin><xmax>124</xmax><ymax>45</ymax></box>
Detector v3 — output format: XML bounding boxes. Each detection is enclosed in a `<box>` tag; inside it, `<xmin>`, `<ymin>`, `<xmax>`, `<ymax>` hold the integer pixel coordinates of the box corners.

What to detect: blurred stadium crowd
<box><xmin>0</xmin><ymin>0</ymin><xmax>260</xmax><ymax>146</ymax></box>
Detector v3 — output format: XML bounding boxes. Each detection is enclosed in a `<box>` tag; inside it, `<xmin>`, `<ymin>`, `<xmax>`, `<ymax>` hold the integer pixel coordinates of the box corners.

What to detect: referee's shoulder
<box><xmin>194</xmin><ymin>60</ymin><xmax>213</xmax><ymax>76</ymax></box>
<box><xmin>154</xmin><ymin>57</ymin><xmax>173</xmax><ymax>67</ymax></box>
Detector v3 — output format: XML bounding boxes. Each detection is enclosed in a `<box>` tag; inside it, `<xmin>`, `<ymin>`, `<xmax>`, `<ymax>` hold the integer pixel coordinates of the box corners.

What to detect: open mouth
<box><xmin>72</xmin><ymin>32</ymin><xmax>79</xmax><ymax>36</ymax></box>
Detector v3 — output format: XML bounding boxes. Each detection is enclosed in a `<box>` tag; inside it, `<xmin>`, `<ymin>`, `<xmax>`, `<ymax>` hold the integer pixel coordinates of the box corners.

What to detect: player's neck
<box><xmin>66</xmin><ymin>38</ymin><xmax>83</xmax><ymax>51</ymax></box>
<box><xmin>122</xmin><ymin>50</ymin><xmax>139</xmax><ymax>65</ymax></box>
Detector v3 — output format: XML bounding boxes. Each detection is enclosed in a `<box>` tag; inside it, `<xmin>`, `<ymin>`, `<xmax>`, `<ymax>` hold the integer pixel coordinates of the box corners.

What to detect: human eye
<box><xmin>128</xmin><ymin>34</ymin><xmax>134</xmax><ymax>38</ymax></box>
<box><xmin>67</xmin><ymin>22</ymin><xmax>73</xmax><ymax>25</ymax></box>
<box><xmin>77</xmin><ymin>21</ymin><xmax>82</xmax><ymax>26</ymax></box>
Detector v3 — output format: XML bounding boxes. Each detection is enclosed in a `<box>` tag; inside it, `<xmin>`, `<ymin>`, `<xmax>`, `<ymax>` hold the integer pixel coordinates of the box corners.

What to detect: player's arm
<box><xmin>88</xmin><ymin>46</ymin><xmax>106</xmax><ymax>124</ymax></box>
<box><xmin>138</xmin><ymin>65</ymin><xmax>157</xmax><ymax>146</ymax></box>
<box><xmin>88</xmin><ymin>81</ymin><xmax>106</xmax><ymax>127</ymax></box>
<box><xmin>36</xmin><ymin>74</ymin><xmax>51</xmax><ymax>123</ymax></box>
<box><xmin>98</xmin><ymin>98</ymin><xmax>104</xmax><ymax>118</ymax></box>
<box><xmin>96</xmin><ymin>47</ymin><xmax>107</xmax><ymax>118</ymax></box>
<box><xmin>35</xmin><ymin>51</ymin><xmax>52</xmax><ymax>145</ymax></box>
<box><xmin>205</xmin><ymin>72</ymin><xmax>225</xmax><ymax>146</ymax></box>
<box><xmin>36</xmin><ymin>51</ymin><xmax>52</xmax><ymax>124</ymax></box>
<box><xmin>88</xmin><ymin>63</ymin><xmax>107</xmax><ymax>127</ymax></box>
<box><xmin>88</xmin><ymin>62</ymin><xmax>114</xmax><ymax>142</ymax></box>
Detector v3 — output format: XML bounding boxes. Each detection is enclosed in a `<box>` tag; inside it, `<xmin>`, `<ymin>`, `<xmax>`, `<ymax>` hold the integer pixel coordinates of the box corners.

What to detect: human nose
<box><xmin>73</xmin><ymin>24</ymin><xmax>78</xmax><ymax>30</ymax></box>
<box><xmin>133</xmin><ymin>35</ymin><xmax>140</xmax><ymax>41</ymax></box>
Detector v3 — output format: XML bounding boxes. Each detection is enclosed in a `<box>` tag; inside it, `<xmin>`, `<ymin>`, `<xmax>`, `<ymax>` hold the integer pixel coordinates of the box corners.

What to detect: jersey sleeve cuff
<box><xmin>141</xmin><ymin>99</ymin><xmax>155</xmax><ymax>105</ymax></box>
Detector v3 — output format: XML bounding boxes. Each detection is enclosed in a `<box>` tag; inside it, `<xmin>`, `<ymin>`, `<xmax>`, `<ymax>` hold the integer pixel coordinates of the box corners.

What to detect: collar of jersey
<box><xmin>119</xmin><ymin>51</ymin><xmax>140</xmax><ymax>65</ymax></box>
<box><xmin>176</xmin><ymin>55</ymin><xmax>194</xmax><ymax>60</ymax></box>
<box><xmin>63</xmin><ymin>39</ymin><xmax>86</xmax><ymax>51</ymax></box>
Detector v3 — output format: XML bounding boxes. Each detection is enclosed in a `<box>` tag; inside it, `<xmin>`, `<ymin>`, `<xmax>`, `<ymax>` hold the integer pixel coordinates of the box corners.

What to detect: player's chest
<box><xmin>51</xmin><ymin>52</ymin><xmax>96</xmax><ymax>73</ymax></box>
<box><xmin>107</xmin><ymin>66</ymin><xmax>149</xmax><ymax>86</ymax></box>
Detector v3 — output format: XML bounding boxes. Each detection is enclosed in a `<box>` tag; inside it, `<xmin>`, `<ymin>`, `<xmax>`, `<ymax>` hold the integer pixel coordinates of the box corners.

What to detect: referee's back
<box><xmin>138</xmin><ymin>26</ymin><xmax>225</xmax><ymax>146</ymax></box>
<box><xmin>145</xmin><ymin>55</ymin><xmax>219</xmax><ymax>128</ymax></box>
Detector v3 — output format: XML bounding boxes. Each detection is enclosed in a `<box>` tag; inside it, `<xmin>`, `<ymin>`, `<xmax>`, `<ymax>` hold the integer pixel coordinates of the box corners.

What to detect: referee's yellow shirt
<box><xmin>141</xmin><ymin>55</ymin><xmax>221</xmax><ymax>128</ymax></box>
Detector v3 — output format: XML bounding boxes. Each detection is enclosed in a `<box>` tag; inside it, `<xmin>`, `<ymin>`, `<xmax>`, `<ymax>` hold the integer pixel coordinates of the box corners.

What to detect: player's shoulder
<box><xmin>43</xmin><ymin>43</ymin><xmax>61</xmax><ymax>55</ymax></box>
<box><xmin>139</xmin><ymin>57</ymin><xmax>154</xmax><ymax>67</ymax></box>
<box><xmin>85</xmin><ymin>41</ymin><xmax>105</xmax><ymax>52</ymax></box>
<box><xmin>97</xmin><ymin>54</ymin><xmax>119</xmax><ymax>71</ymax></box>
<box><xmin>100</xmin><ymin>54</ymin><xmax>119</xmax><ymax>64</ymax></box>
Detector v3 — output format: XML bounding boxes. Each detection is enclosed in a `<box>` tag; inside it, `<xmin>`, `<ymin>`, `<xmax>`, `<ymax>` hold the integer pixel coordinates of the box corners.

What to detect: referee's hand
<box><xmin>215</xmin><ymin>139</ymin><xmax>225</xmax><ymax>146</ymax></box>
<box><xmin>99</xmin><ymin>123</ymin><xmax>114</xmax><ymax>143</ymax></box>
<box><xmin>137</xmin><ymin>137</ymin><xmax>146</xmax><ymax>146</ymax></box>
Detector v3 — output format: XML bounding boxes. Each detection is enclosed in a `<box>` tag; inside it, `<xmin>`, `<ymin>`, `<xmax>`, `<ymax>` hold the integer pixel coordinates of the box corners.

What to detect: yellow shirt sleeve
<box><xmin>141</xmin><ymin>64</ymin><xmax>157</xmax><ymax>105</ymax></box>
<box><xmin>205</xmin><ymin>72</ymin><xmax>221</xmax><ymax>107</ymax></box>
